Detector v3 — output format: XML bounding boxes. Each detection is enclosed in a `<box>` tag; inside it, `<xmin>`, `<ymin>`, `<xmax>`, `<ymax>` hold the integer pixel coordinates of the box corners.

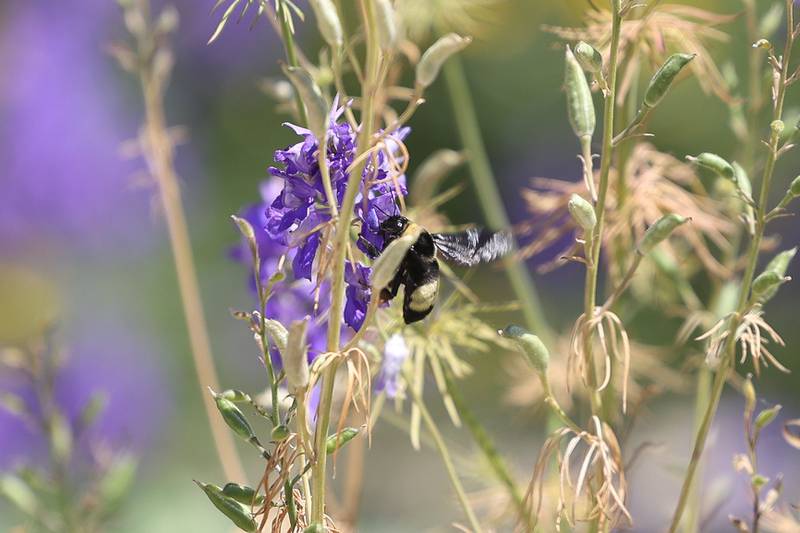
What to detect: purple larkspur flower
<box><xmin>237</xmin><ymin>98</ymin><xmax>410</xmax><ymax>332</ymax></box>
<box><xmin>375</xmin><ymin>334</ymin><xmax>409</xmax><ymax>399</ymax></box>
<box><xmin>344</xmin><ymin>262</ymin><xmax>372</xmax><ymax>331</ymax></box>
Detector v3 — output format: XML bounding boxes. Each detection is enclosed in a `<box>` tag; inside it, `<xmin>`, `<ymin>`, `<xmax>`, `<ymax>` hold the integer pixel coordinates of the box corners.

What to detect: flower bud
<box><xmin>574</xmin><ymin>41</ymin><xmax>603</xmax><ymax>74</ymax></box>
<box><xmin>196</xmin><ymin>481</ymin><xmax>257</xmax><ymax>532</ymax></box>
<box><xmin>271</xmin><ymin>424</ymin><xmax>291</xmax><ymax>441</ymax></box>
<box><xmin>687</xmin><ymin>152</ymin><xmax>735</xmax><ymax>180</ymax></box>
<box><xmin>374</xmin><ymin>0</ymin><xmax>398</xmax><ymax>51</ymax></box>
<box><xmin>790</xmin><ymin>176</ymin><xmax>800</xmax><ymax>197</ymax></box>
<box><xmin>771</xmin><ymin>119</ymin><xmax>785</xmax><ymax>135</ymax></box>
<box><xmin>326</xmin><ymin>427</ymin><xmax>360</xmax><ymax>454</ymax></box>
<box><xmin>308</xmin><ymin>0</ymin><xmax>343</xmax><ymax>49</ymax></box>
<box><xmin>416</xmin><ymin>34</ymin><xmax>472</xmax><ymax>89</ymax></box>
<box><xmin>209</xmin><ymin>388</ymin><xmax>258</xmax><ymax>444</ymax></box>
<box><xmin>568</xmin><ymin>193</ymin><xmax>597</xmax><ymax>232</ymax></box>
<box><xmin>222</xmin><ymin>482</ymin><xmax>265</xmax><ymax>506</ymax></box>
<box><xmin>754</xmin><ymin>405</ymin><xmax>782</xmax><ymax>432</ymax></box>
<box><xmin>499</xmin><ymin>325</ymin><xmax>549</xmax><ymax>373</ymax></box>
<box><xmin>284</xmin><ymin>318</ymin><xmax>309</xmax><ymax>392</ymax></box>
<box><xmin>281</xmin><ymin>65</ymin><xmax>328</xmax><ymax>141</ymax></box>
<box><xmin>98</xmin><ymin>453</ymin><xmax>137</xmax><ymax>513</ymax></box>
<box><xmin>637</xmin><ymin>214</ymin><xmax>690</xmax><ymax>254</ymax></box>
<box><xmin>643</xmin><ymin>53</ymin><xmax>695</xmax><ymax>108</ymax></box>
<box><xmin>564</xmin><ymin>46</ymin><xmax>596</xmax><ymax>140</ymax></box>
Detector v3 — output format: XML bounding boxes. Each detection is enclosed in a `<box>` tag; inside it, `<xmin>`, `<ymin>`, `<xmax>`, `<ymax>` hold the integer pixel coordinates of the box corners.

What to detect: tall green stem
<box><xmin>582</xmin><ymin>0</ymin><xmax>623</xmax><ymax>417</ymax></box>
<box><xmin>441</xmin><ymin>55</ymin><xmax>553</xmax><ymax>345</ymax></box>
<box><xmin>277</xmin><ymin>1</ymin><xmax>308</xmax><ymax>126</ymax></box>
<box><xmin>311</xmin><ymin>0</ymin><xmax>381</xmax><ymax>524</ymax></box>
<box><xmin>668</xmin><ymin>4</ymin><xmax>795</xmax><ymax>530</ymax></box>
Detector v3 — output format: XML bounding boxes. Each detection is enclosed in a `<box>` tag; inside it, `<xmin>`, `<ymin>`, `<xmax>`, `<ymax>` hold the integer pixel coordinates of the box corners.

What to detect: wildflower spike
<box><xmin>564</xmin><ymin>46</ymin><xmax>596</xmax><ymax>141</ymax></box>
<box><xmin>308</xmin><ymin>0</ymin><xmax>343</xmax><ymax>49</ymax></box>
<box><xmin>281</xmin><ymin>66</ymin><xmax>328</xmax><ymax>141</ymax></box>
<box><xmin>195</xmin><ymin>481</ymin><xmax>257</xmax><ymax>532</ymax></box>
<box><xmin>643</xmin><ymin>53</ymin><xmax>696</xmax><ymax>108</ymax></box>
<box><xmin>416</xmin><ymin>34</ymin><xmax>472</xmax><ymax>89</ymax></box>
<box><xmin>499</xmin><ymin>325</ymin><xmax>549</xmax><ymax>373</ymax></box>
<box><xmin>637</xmin><ymin>214</ymin><xmax>690</xmax><ymax>254</ymax></box>
<box><xmin>568</xmin><ymin>193</ymin><xmax>597</xmax><ymax>232</ymax></box>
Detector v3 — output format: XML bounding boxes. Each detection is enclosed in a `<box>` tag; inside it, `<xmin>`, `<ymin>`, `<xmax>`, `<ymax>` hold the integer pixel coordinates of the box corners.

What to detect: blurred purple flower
<box><xmin>0</xmin><ymin>0</ymin><xmax>150</xmax><ymax>251</ymax></box>
<box><xmin>0</xmin><ymin>323</ymin><xmax>169</xmax><ymax>470</ymax></box>
<box><xmin>375</xmin><ymin>334</ymin><xmax>409</xmax><ymax>399</ymax></box>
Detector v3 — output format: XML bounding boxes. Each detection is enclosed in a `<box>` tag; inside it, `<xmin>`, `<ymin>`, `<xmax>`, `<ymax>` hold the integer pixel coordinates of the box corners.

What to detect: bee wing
<box><xmin>431</xmin><ymin>228</ymin><xmax>513</xmax><ymax>267</ymax></box>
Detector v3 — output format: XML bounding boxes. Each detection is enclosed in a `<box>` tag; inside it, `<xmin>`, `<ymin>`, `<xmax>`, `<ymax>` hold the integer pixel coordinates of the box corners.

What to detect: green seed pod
<box><xmin>752</xmin><ymin>271</ymin><xmax>788</xmax><ymax>299</ymax></box>
<box><xmin>567</xmin><ymin>193</ymin><xmax>597</xmax><ymax>233</ymax></box>
<box><xmin>196</xmin><ymin>481</ymin><xmax>257</xmax><ymax>532</ymax></box>
<box><xmin>753</xmin><ymin>38</ymin><xmax>772</xmax><ymax>50</ymax></box>
<box><xmin>732</xmin><ymin>162</ymin><xmax>753</xmax><ymax>199</ymax></box>
<box><xmin>264</xmin><ymin>319</ymin><xmax>288</xmax><ymax>354</ymax></box>
<box><xmin>326</xmin><ymin>427</ymin><xmax>360</xmax><ymax>455</ymax></box>
<box><xmin>284</xmin><ymin>318</ymin><xmax>309</xmax><ymax>392</ymax></box>
<box><xmin>574</xmin><ymin>41</ymin><xmax>603</xmax><ymax>74</ymax></box>
<box><xmin>222</xmin><ymin>483</ymin><xmax>265</xmax><ymax>506</ymax></box>
<box><xmin>687</xmin><ymin>152</ymin><xmax>735</xmax><ymax>180</ymax></box>
<box><xmin>416</xmin><ymin>33</ymin><xmax>472</xmax><ymax>89</ymax></box>
<box><xmin>231</xmin><ymin>215</ymin><xmax>259</xmax><ymax>272</ymax></box>
<box><xmin>219</xmin><ymin>389</ymin><xmax>250</xmax><ymax>403</ymax></box>
<box><xmin>308</xmin><ymin>0</ymin><xmax>343</xmax><ymax>49</ymax></box>
<box><xmin>281</xmin><ymin>66</ymin><xmax>328</xmax><ymax>142</ymax></box>
<box><xmin>754</xmin><ymin>405</ymin><xmax>782</xmax><ymax>432</ymax></box>
<box><xmin>564</xmin><ymin>46</ymin><xmax>596</xmax><ymax>140</ymax></box>
<box><xmin>498</xmin><ymin>325</ymin><xmax>550</xmax><ymax>373</ymax></box>
<box><xmin>790</xmin><ymin>176</ymin><xmax>800</xmax><ymax>197</ymax></box>
<box><xmin>637</xmin><ymin>214</ymin><xmax>690</xmax><ymax>254</ymax></box>
<box><xmin>759</xmin><ymin>247</ymin><xmax>797</xmax><ymax>301</ymax></box>
<box><xmin>643</xmin><ymin>53</ymin><xmax>695</xmax><ymax>108</ymax></box>
<box><xmin>374</xmin><ymin>0</ymin><xmax>398</xmax><ymax>51</ymax></box>
<box><xmin>271</xmin><ymin>424</ymin><xmax>291</xmax><ymax>441</ymax></box>
<box><xmin>209</xmin><ymin>389</ymin><xmax>257</xmax><ymax>443</ymax></box>
<box><xmin>410</xmin><ymin>149</ymin><xmax>466</xmax><ymax>204</ymax></box>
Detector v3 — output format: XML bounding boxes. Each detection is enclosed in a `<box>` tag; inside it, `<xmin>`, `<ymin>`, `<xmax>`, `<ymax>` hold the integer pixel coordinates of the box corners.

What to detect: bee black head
<box><xmin>379</xmin><ymin>215</ymin><xmax>409</xmax><ymax>239</ymax></box>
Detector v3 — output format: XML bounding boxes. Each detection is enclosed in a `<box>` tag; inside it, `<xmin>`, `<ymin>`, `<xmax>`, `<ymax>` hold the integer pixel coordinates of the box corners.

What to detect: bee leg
<box><xmin>357</xmin><ymin>235</ymin><xmax>381</xmax><ymax>259</ymax></box>
<box><xmin>379</xmin><ymin>267</ymin><xmax>404</xmax><ymax>303</ymax></box>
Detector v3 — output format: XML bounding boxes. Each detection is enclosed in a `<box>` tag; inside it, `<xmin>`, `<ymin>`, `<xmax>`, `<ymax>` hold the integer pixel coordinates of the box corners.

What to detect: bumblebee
<box><xmin>371</xmin><ymin>215</ymin><xmax>513</xmax><ymax>324</ymax></box>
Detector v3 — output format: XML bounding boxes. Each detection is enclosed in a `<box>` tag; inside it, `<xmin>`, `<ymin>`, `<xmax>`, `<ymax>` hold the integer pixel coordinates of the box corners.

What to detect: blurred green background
<box><xmin>1</xmin><ymin>0</ymin><xmax>799</xmax><ymax>531</ymax></box>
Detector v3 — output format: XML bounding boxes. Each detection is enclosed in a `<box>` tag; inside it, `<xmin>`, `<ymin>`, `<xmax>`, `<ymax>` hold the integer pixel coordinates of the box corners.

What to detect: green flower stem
<box><xmin>404</xmin><ymin>370</ymin><xmax>484</xmax><ymax>533</ymax></box>
<box><xmin>441</xmin><ymin>54</ymin><xmax>553</xmax><ymax>346</ymax></box>
<box><xmin>668</xmin><ymin>4</ymin><xmax>795</xmax><ymax>530</ymax></box>
<box><xmin>684</xmin><ymin>365</ymin><xmax>711</xmax><ymax>533</ymax></box>
<box><xmin>311</xmin><ymin>0</ymin><xmax>381</xmax><ymax>524</ymax></box>
<box><xmin>442</xmin><ymin>369</ymin><xmax>529</xmax><ymax>527</ymax></box>
<box><xmin>582</xmin><ymin>0</ymin><xmax>623</xmax><ymax>417</ymax></box>
<box><xmin>277</xmin><ymin>1</ymin><xmax>308</xmax><ymax>126</ymax></box>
